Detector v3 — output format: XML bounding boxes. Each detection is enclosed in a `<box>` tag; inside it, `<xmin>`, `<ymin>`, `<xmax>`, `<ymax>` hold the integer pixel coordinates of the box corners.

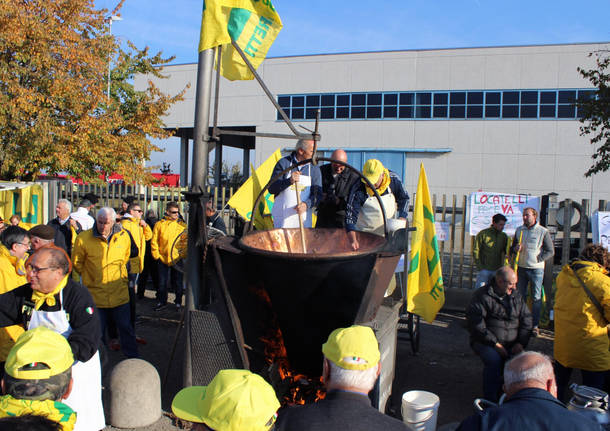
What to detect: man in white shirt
<box><xmin>70</xmin><ymin>199</ymin><xmax>95</xmax><ymax>231</ymax></box>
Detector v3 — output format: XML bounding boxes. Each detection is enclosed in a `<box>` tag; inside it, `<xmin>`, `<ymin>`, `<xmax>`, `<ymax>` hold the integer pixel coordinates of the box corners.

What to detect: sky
<box><xmin>95</xmin><ymin>0</ymin><xmax>610</xmax><ymax>173</ymax></box>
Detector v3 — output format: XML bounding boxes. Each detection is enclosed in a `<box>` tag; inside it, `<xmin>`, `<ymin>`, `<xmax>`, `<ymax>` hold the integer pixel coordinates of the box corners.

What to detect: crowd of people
<box><xmin>1</xmin><ymin>149</ymin><xmax>609</xmax><ymax>430</ymax></box>
<box><xmin>468</xmin><ymin>207</ymin><xmax>610</xmax><ymax>426</ymax></box>
<box><xmin>0</xmin><ymin>193</ymin><xmax>206</xmax><ymax>430</ymax></box>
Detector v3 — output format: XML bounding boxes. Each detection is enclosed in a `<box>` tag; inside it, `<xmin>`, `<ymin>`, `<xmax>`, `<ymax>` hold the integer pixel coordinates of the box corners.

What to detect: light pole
<box><xmin>107</xmin><ymin>15</ymin><xmax>123</xmax><ymax>100</ymax></box>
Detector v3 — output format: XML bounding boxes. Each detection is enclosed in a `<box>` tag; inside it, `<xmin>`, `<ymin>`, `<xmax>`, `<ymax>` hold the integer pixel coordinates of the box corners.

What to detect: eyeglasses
<box><xmin>169</xmin><ymin>211</ymin><xmax>179</xmax><ymax>214</ymax></box>
<box><xmin>133</xmin><ymin>209</ymin><xmax>143</xmax><ymax>213</ymax></box>
<box><xmin>26</xmin><ymin>265</ymin><xmax>57</xmax><ymax>274</ymax></box>
<box><xmin>17</xmin><ymin>242</ymin><xmax>30</xmax><ymax>248</ymax></box>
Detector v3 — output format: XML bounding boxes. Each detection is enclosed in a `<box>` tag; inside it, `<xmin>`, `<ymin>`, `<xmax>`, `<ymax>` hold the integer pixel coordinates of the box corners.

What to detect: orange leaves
<box><xmin>0</xmin><ymin>0</ymin><xmax>183</xmax><ymax>183</ymax></box>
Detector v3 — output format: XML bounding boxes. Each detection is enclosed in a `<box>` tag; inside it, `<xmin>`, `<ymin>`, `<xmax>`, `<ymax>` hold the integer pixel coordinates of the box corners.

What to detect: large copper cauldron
<box><xmin>239</xmin><ymin>227</ymin><xmax>399</xmax><ymax>375</ymax></box>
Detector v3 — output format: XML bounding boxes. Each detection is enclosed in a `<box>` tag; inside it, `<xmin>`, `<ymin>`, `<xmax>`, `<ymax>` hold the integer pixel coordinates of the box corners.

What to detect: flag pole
<box><xmin>183</xmin><ymin>45</ymin><xmax>216</xmax><ymax>389</ymax></box>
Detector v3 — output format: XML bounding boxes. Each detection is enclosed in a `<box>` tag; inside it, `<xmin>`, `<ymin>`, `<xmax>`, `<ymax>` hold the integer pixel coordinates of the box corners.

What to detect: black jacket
<box><xmin>0</xmin><ymin>278</ymin><xmax>100</xmax><ymax>362</ymax></box>
<box><xmin>48</xmin><ymin>217</ymin><xmax>82</xmax><ymax>256</ymax></box>
<box><xmin>466</xmin><ymin>279</ymin><xmax>532</xmax><ymax>348</ymax></box>
<box><xmin>276</xmin><ymin>390</ymin><xmax>408</xmax><ymax>431</ymax></box>
<box><xmin>316</xmin><ymin>163</ymin><xmax>359</xmax><ymax>228</ymax></box>
<box><xmin>457</xmin><ymin>388</ymin><xmax>602</xmax><ymax>431</ymax></box>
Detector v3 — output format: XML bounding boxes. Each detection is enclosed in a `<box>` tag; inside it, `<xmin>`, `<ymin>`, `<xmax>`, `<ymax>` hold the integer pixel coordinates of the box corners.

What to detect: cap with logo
<box><xmin>361</xmin><ymin>159</ymin><xmax>385</xmax><ymax>186</ymax></box>
<box><xmin>171</xmin><ymin>369</ymin><xmax>280</xmax><ymax>431</ymax></box>
<box><xmin>322</xmin><ymin>325</ymin><xmax>380</xmax><ymax>370</ymax></box>
<box><xmin>5</xmin><ymin>326</ymin><xmax>74</xmax><ymax>380</ymax></box>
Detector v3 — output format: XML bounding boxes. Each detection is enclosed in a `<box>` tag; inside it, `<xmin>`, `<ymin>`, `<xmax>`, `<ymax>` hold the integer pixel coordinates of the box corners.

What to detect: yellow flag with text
<box><xmin>199</xmin><ymin>0</ymin><xmax>282</xmax><ymax>81</ymax></box>
<box><xmin>407</xmin><ymin>164</ymin><xmax>444</xmax><ymax>322</ymax></box>
<box><xmin>227</xmin><ymin>149</ymin><xmax>282</xmax><ymax>230</ymax></box>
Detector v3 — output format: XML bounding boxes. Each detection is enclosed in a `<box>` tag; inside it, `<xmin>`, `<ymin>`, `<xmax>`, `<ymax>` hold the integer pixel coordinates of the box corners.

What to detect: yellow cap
<box><xmin>5</xmin><ymin>327</ymin><xmax>74</xmax><ymax>379</ymax></box>
<box><xmin>171</xmin><ymin>369</ymin><xmax>280</xmax><ymax>431</ymax></box>
<box><xmin>361</xmin><ymin>159</ymin><xmax>385</xmax><ymax>186</ymax></box>
<box><xmin>322</xmin><ymin>325</ymin><xmax>380</xmax><ymax>370</ymax></box>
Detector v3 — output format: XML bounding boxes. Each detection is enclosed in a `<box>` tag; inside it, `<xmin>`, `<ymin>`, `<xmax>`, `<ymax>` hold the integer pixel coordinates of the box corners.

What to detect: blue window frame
<box><xmin>277</xmin><ymin>88</ymin><xmax>591</xmax><ymax>122</ymax></box>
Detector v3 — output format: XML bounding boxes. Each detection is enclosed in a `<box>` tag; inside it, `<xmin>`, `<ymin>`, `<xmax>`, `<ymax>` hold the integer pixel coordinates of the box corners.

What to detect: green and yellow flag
<box><xmin>227</xmin><ymin>149</ymin><xmax>281</xmax><ymax>230</ymax></box>
<box><xmin>407</xmin><ymin>164</ymin><xmax>444</xmax><ymax>322</ymax></box>
<box><xmin>199</xmin><ymin>0</ymin><xmax>283</xmax><ymax>81</ymax></box>
<box><xmin>0</xmin><ymin>183</ymin><xmax>44</xmax><ymax>228</ymax></box>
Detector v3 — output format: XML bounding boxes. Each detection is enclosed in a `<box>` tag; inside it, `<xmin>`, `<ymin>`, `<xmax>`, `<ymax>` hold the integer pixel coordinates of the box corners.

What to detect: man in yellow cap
<box><xmin>171</xmin><ymin>369</ymin><xmax>280</xmax><ymax>431</ymax></box>
<box><xmin>345</xmin><ymin>159</ymin><xmax>409</xmax><ymax>250</ymax></box>
<box><xmin>0</xmin><ymin>327</ymin><xmax>77</xmax><ymax>431</ymax></box>
<box><xmin>276</xmin><ymin>325</ymin><xmax>407</xmax><ymax>430</ymax></box>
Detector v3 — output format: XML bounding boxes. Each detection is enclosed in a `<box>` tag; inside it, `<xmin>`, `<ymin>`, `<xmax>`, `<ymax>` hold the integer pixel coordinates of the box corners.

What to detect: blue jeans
<box><xmin>157</xmin><ymin>262</ymin><xmax>183</xmax><ymax>305</ymax></box>
<box><xmin>472</xmin><ymin>342</ymin><xmax>506</xmax><ymax>402</ymax></box>
<box><xmin>517</xmin><ymin>267</ymin><xmax>544</xmax><ymax>327</ymax></box>
<box><xmin>475</xmin><ymin>269</ymin><xmax>495</xmax><ymax>289</ymax></box>
<box><xmin>98</xmin><ymin>303</ymin><xmax>139</xmax><ymax>358</ymax></box>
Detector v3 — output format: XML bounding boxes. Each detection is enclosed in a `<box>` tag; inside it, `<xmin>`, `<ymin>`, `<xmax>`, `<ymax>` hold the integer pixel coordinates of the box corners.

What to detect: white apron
<box><xmin>355</xmin><ymin>189</ymin><xmax>397</xmax><ymax>236</ymax></box>
<box><xmin>272</xmin><ymin>164</ymin><xmax>313</xmax><ymax>228</ymax></box>
<box><xmin>29</xmin><ymin>290</ymin><xmax>106</xmax><ymax>431</ymax></box>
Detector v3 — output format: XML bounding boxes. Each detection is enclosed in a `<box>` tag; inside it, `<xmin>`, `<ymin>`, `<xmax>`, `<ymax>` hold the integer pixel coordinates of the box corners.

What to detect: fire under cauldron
<box><xmin>238</xmin><ymin>227</ymin><xmax>400</xmax><ymax>377</ymax></box>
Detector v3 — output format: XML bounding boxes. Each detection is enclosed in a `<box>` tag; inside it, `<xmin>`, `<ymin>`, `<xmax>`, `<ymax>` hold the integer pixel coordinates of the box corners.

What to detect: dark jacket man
<box><xmin>466</xmin><ymin>276</ymin><xmax>532</xmax><ymax>349</ymax></box>
<box><xmin>317</xmin><ymin>153</ymin><xmax>359</xmax><ymax>228</ymax></box>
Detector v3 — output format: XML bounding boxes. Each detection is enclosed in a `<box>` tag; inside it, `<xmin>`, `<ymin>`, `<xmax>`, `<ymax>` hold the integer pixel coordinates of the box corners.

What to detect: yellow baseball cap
<box><xmin>322</xmin><ymin>325</ymin><xmax>380</xmax><ymax>370</ymax></box>
<box><xmin>361</xmin><ymin>159</ymin><xmax>385</xmax><ymax>186</ymax></box>
<box><xmin>171</xmin><ymin>369</ymin><xmax>280</xmax><ymax>431</ymax></box>
<box><xmin>5</xmin><ymin>327</ymin><xmax>74</xmax><ymax>379</ymax></box>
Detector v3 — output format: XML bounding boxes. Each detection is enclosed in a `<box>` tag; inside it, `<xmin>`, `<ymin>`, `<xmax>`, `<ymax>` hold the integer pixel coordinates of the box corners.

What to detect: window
<box><xmin>277</xmin><ymin>88</ymin><xmax>588</xmax><ymax>121</ymax></box>
<box><xmin>539</xmin><ymin>91</ymin><xmax>556</xmax><ymax>118</ymax></box>
<box><xmin>415</xmin><ymin>92</ymin><xmax>431</xmax><ymax>118</ymax></box>
<box><xmin>520</xmin><ymin>91</ymin><xmax>538</xmax><ymax>118</ymax></box>
<box><xmin>433</xmin><ymin>93</ymin><xmax>448</xmax><ymax>118</ymax></box>
<box><xmin>449</xmin><ymin>92</ymin><xmax>466</xmax><ymax>119</ymax></box>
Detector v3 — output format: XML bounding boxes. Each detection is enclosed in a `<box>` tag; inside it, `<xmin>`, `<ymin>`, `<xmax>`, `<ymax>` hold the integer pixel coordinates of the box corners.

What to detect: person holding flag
<box><xmin>406</xmin><ymin>164</ymin><xmax>444</xmax><ymax>323</ymax></box>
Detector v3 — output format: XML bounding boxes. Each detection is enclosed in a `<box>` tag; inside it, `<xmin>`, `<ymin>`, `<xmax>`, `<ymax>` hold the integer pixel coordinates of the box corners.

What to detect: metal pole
<box><xmin>184</xmin><ymin>46</ymin><xmax>216</xmax><ymax>389</ymax></box>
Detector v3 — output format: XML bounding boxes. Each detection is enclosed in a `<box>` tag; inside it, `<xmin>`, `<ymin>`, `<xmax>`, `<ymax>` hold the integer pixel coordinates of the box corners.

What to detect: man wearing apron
<box><xmin>269</xmin><ymin>139</ymin><xmax>322</xmax><ymax>228</ymax></box>
<box><xmin>0</xmin><ymin>246</ymin><xmax>105</xmax><ymax>431</ymax></box>
<box><xmin>345</xmin><ymin>159</ymin><xmax>410</xmax><ymax>251</ymax></box>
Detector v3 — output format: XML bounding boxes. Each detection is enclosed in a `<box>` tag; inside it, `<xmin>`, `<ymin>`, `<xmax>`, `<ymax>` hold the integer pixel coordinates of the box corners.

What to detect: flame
<box><xmin>252</xmin><ymin>285</ymin><xmax>326</xmax><ymax>405</ymax></box>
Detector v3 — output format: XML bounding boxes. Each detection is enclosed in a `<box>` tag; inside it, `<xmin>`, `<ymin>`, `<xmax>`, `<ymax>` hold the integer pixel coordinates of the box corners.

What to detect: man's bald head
<box><xmin>330</xmin><ymin>149</ymin><xmax>348</xmax><ymax>175</ymax></box>
<box><xmin>494</xmin><ymin>266</ymin><xmax>517</xmax><ymax>297</ymax></box>
<box><xmin>503</xmin><ymin>351</ymin><xmax>556</xmax><ymax>398</ymax></box>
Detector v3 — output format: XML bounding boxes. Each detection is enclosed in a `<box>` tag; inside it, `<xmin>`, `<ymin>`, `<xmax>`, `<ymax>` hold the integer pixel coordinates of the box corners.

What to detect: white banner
<box><xmin>592</xmin><ymin>211</ymin><xmax>610</xmax><ymax>252</ymax></box>
<box><xmin>435</xmin><ymin>221</ymin><xmax>450</xmax><ymax>241</ymax></box>
<box><xmin>468</xmin><ymin>192</ymin><xmax>541</xmax><ymax>236</ymax></box>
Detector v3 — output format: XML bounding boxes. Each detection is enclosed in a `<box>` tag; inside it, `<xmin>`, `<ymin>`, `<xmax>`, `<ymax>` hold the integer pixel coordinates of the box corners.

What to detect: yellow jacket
<box><xmin>151</xmin><ymin>217</ymin><xmax>186</xmax><ymax>265</ymax></box>
<box><xmin>120</xmin><ymin>216</ymin><xmax>152</xmax><ymax>274</ymax></box>
<box><xmin>0</xmin><ymin>245</ymin><xmax>27</xmax><ymax>361</ymax></box>
<box><xmin>72</xmin><ymin>225</ymin><xmax>132</xmax><ymax>308</ymax></box>
<box><xmin>554</xmin><ymin>260</ymin><xmax>610</xmax><ymax>371</ymax></box>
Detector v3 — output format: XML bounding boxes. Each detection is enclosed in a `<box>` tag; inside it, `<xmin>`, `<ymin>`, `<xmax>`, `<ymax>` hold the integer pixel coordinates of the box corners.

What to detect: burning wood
<box><xmin>252</xmin><ymin>285</ymin><xmax>326</xmax><ymax>405</ymax></box>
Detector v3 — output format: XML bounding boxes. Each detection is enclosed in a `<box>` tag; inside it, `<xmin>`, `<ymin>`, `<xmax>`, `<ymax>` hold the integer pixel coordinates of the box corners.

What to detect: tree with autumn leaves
<box><xmin>0</xmin><ymin>0</ymin><xmax>184</xmax><ymax>183</ymax></box>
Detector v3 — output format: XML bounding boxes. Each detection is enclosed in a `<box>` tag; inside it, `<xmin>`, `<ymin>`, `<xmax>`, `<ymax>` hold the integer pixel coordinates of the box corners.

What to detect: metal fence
<box><xmin>50</xmin><ymin>180</ymin><xmax>607</xmax><ymax>290</ymax></box>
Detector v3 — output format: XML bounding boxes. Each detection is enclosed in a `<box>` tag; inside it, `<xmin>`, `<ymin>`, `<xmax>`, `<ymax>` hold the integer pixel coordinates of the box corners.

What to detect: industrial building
<box><xmin>135</xmin><ymin>42</ymin><xmax>610</xmax><ymax>202</ymax></box>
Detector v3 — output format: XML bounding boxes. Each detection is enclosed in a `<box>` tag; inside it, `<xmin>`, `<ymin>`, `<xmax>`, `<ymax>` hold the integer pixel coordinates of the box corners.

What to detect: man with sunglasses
<box><xmin>0</xmin><ymin>246</ymin><xmax>104</xmax><ymax>430</ymax></box>
<box><xmin>151</xmin><ymin>202</ymin><xmax>186</xmax><ymax>311</ymax></box>
<box><xmin>120</xmin><ymin>203</ymin><xmax>152</xmax><ymax>341</ymax></box>
<box><xmin>0</xmin><ymin>226</ymin><xmax>30</xmax><ymax>374</ymax></box>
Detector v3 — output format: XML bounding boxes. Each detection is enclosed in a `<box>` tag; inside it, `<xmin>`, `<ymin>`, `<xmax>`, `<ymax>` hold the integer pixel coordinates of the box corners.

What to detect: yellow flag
<box><xmin>0</xmin><ymin>183</ymin><xmax>44</xmax><ymax>227</ymax></box>
<box><xmin>199</xmin><ymin>0</ymin><xmax>283</xmax><ymax>81</ymax></box>
<box><xmin>406</xmin><ymin>164</ymin><xmax>444</xmax><ymax>322</ymax></box>
<box><xmin>228</xmin><ymin>149</ymin><xmax>282</xmax><ymax>229</ymax></box>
